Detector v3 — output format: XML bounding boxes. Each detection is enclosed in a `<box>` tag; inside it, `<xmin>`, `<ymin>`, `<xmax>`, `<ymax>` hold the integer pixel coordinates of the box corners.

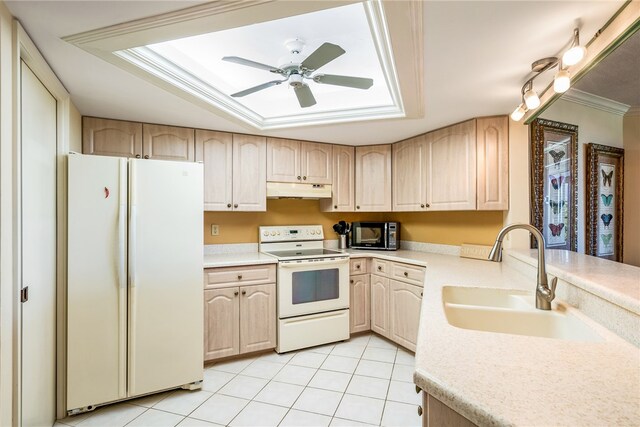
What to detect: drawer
<box><xmin>350</xmin><ymin>258</ymin><xmax>369</xmax><ymax>275</ymax></box>
<box><xmin>390</xmin><ymin>262</ymin><xmax>425</xmax><ymax>286</ymax></box>
<box><xmin>371</xmin><ymin>258</ymin><xmax>389</xmax><ymax>275</ymax></box>
<box><xmin>204</xmin><ymin>264</ymin><xmax>276</xmax><ymax>289</ymax></box>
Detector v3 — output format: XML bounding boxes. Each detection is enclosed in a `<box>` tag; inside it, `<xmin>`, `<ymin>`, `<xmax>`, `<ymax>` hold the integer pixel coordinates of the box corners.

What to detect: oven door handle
<box><xmin>278</xmin><ymin>258</ymin><xmax>349</xmax><ymax>268</ymax></box>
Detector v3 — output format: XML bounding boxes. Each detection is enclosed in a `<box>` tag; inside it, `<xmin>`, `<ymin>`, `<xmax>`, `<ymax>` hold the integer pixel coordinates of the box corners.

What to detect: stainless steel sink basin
<box><xmin>442</xmin><ymin>286</ymin><xmax>603</xmax><ymax>342</ymax></box>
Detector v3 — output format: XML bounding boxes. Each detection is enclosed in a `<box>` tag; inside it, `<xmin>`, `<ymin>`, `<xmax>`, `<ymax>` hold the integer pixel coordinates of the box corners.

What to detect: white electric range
<box><xmin>259</xmin><ymin>225</ymin><xmax>350</xmax><ymax>353</ymax></box>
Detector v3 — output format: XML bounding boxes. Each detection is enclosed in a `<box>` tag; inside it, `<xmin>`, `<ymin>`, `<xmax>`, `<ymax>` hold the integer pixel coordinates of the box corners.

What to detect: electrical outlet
<box><xmin>211</xmin><ymin>224</ymin><xmax>219</xmax><ymax>236</ymax></box>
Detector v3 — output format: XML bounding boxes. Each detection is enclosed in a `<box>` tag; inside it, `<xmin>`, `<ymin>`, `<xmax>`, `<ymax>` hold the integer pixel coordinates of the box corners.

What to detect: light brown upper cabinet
<box><xmin>392</xmin><ymin>136</ymin><xmax>428</xmax><ymax>211</ymax></box>
<box><xmin>425</xmin><ymin>120</ymin><xmax>477</xmax><ymax>211</ymax></box>
<box><xmin>82</xmin><ymin>117</ymin><xmax>142</xmax><ymax>158</ymax></box>
<box><xmin>196</xmin><ymin>131</ymin><xmax>266</xmax><ymax>212</ymax></box>
<box><xmin>320</xmin><ymin>145</ymin><xmax>355</xmax><ymax>212</ymax></box>
<box><xmin>355</xmin><ymin>145</ymin><xmax>392</xmax><ymax>211</ymax></box>
<box><xmin>266</xmin><ymin>138</ymin><xmax>332</xmax><ymax>184</ymax></box>
<box><xmin>476</xmin><ymin>116</ymin><xmax>509</xmax><ymax>210</ymax></box>
<box><xmin>142</xmin><ymin>124</ymin><xmax>195</xmax><ymax>161</ymax></box>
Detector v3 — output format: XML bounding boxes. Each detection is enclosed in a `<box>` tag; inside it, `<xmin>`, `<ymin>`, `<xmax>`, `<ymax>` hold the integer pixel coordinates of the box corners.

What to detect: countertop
<box><xmin>201</xmin><ymin>247</ymin><xmax>640</xmax><ymax>425</ymax></box>
<box><xmin>203</xmin><ymin>252</ymin><xmax>277</xmax><ymax>268</ymax></box>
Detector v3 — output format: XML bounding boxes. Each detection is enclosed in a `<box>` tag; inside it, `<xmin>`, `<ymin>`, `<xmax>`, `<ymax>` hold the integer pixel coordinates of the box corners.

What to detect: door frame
<box><xmin>0</xmin><ymin>19</ymin><xmax>71</xmax><ymax>425</ymax></box>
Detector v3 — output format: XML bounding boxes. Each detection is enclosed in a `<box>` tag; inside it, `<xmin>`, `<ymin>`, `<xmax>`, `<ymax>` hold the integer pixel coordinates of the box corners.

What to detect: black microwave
<box><xmin>350</xmin><ymin>222</ymin><xmax>400</xmax><ymax>250</ymax></box>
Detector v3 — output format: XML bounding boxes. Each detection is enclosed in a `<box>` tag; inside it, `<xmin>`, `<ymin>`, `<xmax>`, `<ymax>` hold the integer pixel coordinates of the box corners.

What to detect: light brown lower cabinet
<box><xmin>204</xmin><ymin>283</ymin><xmax>276</xmax><ymax>362</ymax></box>
<box><xmin>389</xmin><ymin>280</ymin><xmax>423</xmax><ymax>352</ymax></box>
<box><xmin>370</xmin><ymin>275</ymin><xmax>390</xmax><ymax>338</ymax></box>
<box><xmin>350</xmin><ymin>274</ymin><xmax>370</xmax><ymax>333</ymax></box>
<box><xmin>422</xmin><ymin>392</ymin><xmax>477</xmax><ymax>427</ymax></box>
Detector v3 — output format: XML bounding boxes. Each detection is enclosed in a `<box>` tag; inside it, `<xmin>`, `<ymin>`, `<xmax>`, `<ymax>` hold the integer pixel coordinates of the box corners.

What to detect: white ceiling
<box><xmin>5</xmin><ymin>0</ymin><xmax>625</xmax><ymax>145</ymax></box>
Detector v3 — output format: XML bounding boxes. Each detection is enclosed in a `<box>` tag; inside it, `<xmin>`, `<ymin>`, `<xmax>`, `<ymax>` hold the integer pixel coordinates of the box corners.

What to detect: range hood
<box><xmin>266</xmin><ymin>182</ymin><xmax>332</xmax><ymax>199</ymax></box>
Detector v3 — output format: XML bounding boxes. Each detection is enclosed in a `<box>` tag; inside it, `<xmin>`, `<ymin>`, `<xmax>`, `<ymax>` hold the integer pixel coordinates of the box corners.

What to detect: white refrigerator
<box><xmin>67</xmin><ymin>154</ymin><xmax>203</xmax><ymax>413</ymax></box>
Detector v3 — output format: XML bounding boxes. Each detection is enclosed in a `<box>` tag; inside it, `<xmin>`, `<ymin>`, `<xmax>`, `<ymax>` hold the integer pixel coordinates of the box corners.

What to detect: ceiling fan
<box><xmin>222</xmin><ymin>39</ymin><xmax>374</xmax><ymax>108</ymax></box>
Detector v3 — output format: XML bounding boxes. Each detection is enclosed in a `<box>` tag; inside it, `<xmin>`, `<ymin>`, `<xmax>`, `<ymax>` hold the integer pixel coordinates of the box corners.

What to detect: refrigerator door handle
<box><xmin>117</xmin><ymin>158</ymin><xmax>127</xmax><ymax>398</ymax></box>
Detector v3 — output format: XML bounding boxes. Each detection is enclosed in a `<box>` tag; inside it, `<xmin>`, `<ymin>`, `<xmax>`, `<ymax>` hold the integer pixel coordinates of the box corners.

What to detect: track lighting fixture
<box><xmin>510</xmin><ymin>27</ymin><xmax>586</xmax><ymax>121</ymax></box>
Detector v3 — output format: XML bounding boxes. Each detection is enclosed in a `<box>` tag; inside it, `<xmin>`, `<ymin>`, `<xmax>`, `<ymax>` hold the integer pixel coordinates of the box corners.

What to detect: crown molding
<box><xmin>562</xmin><ymin>88</ymin><xmax>630</xmax><ymax>116</ymax></box>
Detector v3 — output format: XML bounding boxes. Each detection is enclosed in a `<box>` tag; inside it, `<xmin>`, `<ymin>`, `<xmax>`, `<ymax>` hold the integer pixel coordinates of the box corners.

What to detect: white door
<box><xmin>67</xmin><ymin>155</ymin><xmax>127</xmax><ymax>411</ymax></box>
<box><xmin>128</xmin><ymin>159</ymin><xmax>203</xmax><ymax>397</ymax></box>
<box><xmin>20</xmin><ymin>62</ymin><xmax>57</xmax><ymax>426</ymax></box>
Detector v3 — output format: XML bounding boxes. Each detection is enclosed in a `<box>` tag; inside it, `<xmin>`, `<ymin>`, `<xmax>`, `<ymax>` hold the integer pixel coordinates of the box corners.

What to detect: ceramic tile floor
<box><xmin>57</xmin><ymin>333</ymin><xmax>421</xmax><ymax>427</ymax></box>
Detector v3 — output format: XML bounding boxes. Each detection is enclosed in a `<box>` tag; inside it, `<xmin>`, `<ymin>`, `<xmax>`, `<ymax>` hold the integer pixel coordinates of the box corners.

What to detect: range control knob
<box><xmin>263</xmin><ymin>231</ymin><xmax>268</xmax><ymax>236</ymax></box>
<box><xmin>270</xmin><ymin>231</ymin><xmax>276</xmax><ymax>236</ymax></box>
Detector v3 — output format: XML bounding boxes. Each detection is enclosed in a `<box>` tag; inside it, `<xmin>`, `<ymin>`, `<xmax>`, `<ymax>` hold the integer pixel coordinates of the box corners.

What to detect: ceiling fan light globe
<box><xmin>562</xmin><ymin>45</ymin><xmax>586</xmax><ymax>66</ymax></box>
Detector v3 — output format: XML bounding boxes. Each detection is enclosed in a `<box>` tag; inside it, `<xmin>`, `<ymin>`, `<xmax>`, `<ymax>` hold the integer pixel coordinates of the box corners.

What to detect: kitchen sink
<box><xmin>442</xmin><ymin>286</ymin><xmax>603</xmax><ymax>342</ymax></box>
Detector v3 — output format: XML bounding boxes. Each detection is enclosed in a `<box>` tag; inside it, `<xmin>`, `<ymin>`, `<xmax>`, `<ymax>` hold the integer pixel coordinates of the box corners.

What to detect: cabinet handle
<box><xmin>377</xmin><ymin>266</ymin><xmax>382</xmax><ymax>271</ymax></box>
<box><xmin>415</xmin><ymin>385</ymin><xmax>421</xmax><ymax>394</ymax></box>
<box><xmin>350</xmin><ymin>279</ymin><xmax>354</xmax><ymax>284</ymax></box>
<box><xmin>417</xmin><ymin>406</ymin><xmax>423</xmax><ymax>416</ymax></box>
<box><xmin>237</xmin><ymin>275</ymin><xmax>243</xmax><ymax>280</ymax></box>
<box><xmin>356</xmin><ymin>264</ymin><xmax>360</xmax><ymax>269</ymax></box>
<box><xmin>143</xmin><ymin>155</ymin><xmax>149</xmax><ymax>159</ymax></box>
<box><xmin>135</xmin><ymin>154</ymin><xmax>141</xmax><ymax>159</ymax></box>
<box><xmin>356</xmin><ymin>205</ymin><xmax>360</xmax><ymax>209</ymax></box>
<box><xmin>297</xmin><ymin>176</ymin><xmax>301</xmax><ymax>180</ymax></box>
<box><xmin>227</xmin><ymin>203</ymin><xmax>232</xmax><ymax>208</ymax></box>
<box><xmin>242</xmin><ymin>290</ymin><xmax>246</xmax><ymax>295</ymax></box>
<box><xmin>334</xmin><ymin>205</ymin><xmax>337</xmax><ymax>209</ymax></box>
<box><xmin>234</xmin><ymin>204</ymin><xmax>239</xmax><ymax>208</ymax></box>
<box><xmin>421</xmin><ymin>291</ymin><xmax>423</xmax><ymax>297</ymax></box>
<box><xmin>426</xmin><ymin>203</ymin><xmax>430</xmax><ymax>208</ymax></box>
<box><xmin>404</xmin><ymin>272</ymin><xmax>408</xmax><ymax>277</ymax></box>
<box><xmin>303</xmin><ymin>176</ymin><xmax>307</xmax><ymax>180</ymax></box>
<box><xmin>234</xmin><ymin>291</ymin><xmax>239</xmax><ymax>296</ymax></box>
<box><xmin>421</xmin><ymin>204</ymin><xmax>425</xmax><ymax>208</ymax></box>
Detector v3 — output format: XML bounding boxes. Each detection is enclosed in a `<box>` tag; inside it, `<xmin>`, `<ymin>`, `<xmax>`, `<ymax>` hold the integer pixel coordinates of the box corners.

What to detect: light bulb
<box><xmin>562</xmin><ymin>45</ymin><xmax>586</xmax><ymax>66</ymax></box>
<box><xmin>510</xmin><ymin>104</ymin><xmax>526</xmax><ymax>121</ymax></box>
<box><xmin>554</xmin><ymin>69</ymin><xmax>571</xmax><ymax>93</ymax></box>
<box><xmin>524</xmin><ymin>87</ymin><xmax>540</xmax><ymax>110</ymax></box>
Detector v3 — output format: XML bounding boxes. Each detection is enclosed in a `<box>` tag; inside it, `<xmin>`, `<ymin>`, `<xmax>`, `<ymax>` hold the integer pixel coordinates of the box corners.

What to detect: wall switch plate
<box><xmin>460</xmin><ymin>244</ymin><xmax>492</xmax><ymax>260</ymax></box>
<box><xmin>211</xmin><ymin>224</ymin><xmax>219</xmax><ymax>236</ymax></box>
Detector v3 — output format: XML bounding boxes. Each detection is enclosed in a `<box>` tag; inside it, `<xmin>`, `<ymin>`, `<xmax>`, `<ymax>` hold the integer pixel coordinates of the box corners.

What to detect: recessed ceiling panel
<box><xmin>114</xmin><ymin>2</ymin><xmax>403</xmax><ymax>129</ymax></box>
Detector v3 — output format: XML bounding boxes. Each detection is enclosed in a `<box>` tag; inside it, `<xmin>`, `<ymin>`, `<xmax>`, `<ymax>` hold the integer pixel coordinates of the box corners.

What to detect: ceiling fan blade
<box><xmin>222</xmin><ymin>56</ymin><xmax>283</xmax><ymax>73</ymax></box>
<box><xmin>294</xmin><ymin>84</ymin><xmax>317</xmax><ymax>108</ymax></box>
<box><xmin>313</xmin><ymin>74</ymin><xmax>374</xmax><ymax>89</ymax></box>
<box><xmin>300</xmin><ymin>43</ymin><xmax>345</xmax><ymax>71</ymax></box>
<box><xmin>231</xmin><ymin>79</ymin><xmax>287</xmax><ymax>97</ymax></box>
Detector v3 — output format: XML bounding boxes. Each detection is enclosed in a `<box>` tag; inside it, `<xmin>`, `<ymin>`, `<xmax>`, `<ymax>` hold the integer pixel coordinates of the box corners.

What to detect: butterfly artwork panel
<box><xmin>586</xmin><ymin>143</ymin><xmax>624</xmax><ymax>262</ymax></box>
<box><xmin>530</xmin><ymin>119</ymin><xmax>578</xmax><ymax>251</ymax></box>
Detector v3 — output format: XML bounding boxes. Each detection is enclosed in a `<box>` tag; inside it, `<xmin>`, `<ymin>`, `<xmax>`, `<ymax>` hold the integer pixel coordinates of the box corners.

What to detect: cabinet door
<box><xmin>142</xmin><ymin>124</ymin><xmax>195</xmax><ymax>161</ymax></box>
<box><xmin>204</xmin><ymin>288</ymin><xmax>239</xmax><ymax>361</ymax></box>
<box><xmin>370</xmin><ymin>275</ymin><xmax>390</xmax><ymax>337</ymax></box>
<box><xmin>393</xmin><ymin>136</ymin><xmax>428</xmax><ymax>211</ymax></box>
<box><xmin>425</xmin><ymin>120</ymin><xmax>476</xmax><ymax>210</ymax></box>
<box><xmin>196</xmin><ymin>130</ymin><xmax>233</xmax><ymax>211</ymax></box>
<box><xmin>301</xmin><ymin>141</ymin><xmax>332</xmax><ymax>184</ymax></box>
<box><xmin>239</xmin><ymin>284</ymin><xmax>276</xmax><ymax>353</ymax></box>
<box><xmin>82</xmin><ymin>117</ymin><xmax>142</xmax><ymax>158</ymax></box>
<box><xmin>476</xmin><ymin>116</ymin><xmax>509</xmax><ymax>210</ymax></box>
<box><xmin>350</xmin><ymin>275</ymin><xmax>370</xmax><ymax>333</ymax></box>
<box><xmin>266</xmin><ymin>138</ymin><xmax>300</xmax><ymax>183</ymax></box>
<box><xmin>321</xmin><ymin>145</ymin><xmax>354</xmax><ymax>212</ymax></box>
<box><xmin>355</xmin><ymin>145</ymin><xmax>392</xmax><ymax>211</ymax></box>
<box><xmin>389</xmin><ymin>280</ymin><xmax>422</xmax><ymax>352</ymax></box>
<box><xmin>233</xmin><ymin>134</ymin><xmax>267</xmax><ymax>211</ymax></box>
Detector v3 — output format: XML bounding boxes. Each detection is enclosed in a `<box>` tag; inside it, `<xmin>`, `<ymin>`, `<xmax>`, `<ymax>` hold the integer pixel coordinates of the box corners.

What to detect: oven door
<box><xmin>278</xmin><ymin>257</ymin><xmax>349</xmax><ymax>318</ymax></box>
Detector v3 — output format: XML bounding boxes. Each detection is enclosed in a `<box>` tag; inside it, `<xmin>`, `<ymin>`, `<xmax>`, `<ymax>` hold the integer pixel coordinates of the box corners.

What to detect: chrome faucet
<box><xmin>488</xmin><ymin>223</ymin><xmax>558</xmax><ymax>310</ymax></box>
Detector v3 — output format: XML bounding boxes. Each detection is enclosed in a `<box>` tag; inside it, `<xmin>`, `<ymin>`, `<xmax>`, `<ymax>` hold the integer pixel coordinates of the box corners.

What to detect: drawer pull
<box><xmin>404</xmin><ymin>271</ymin><xmax>408</xmax><ymax>277</ymax></box>
<box><xmin>237</xmin><ymin>275</ymin><xmax>243</xmax><ymax>280</ymax></box>
<box><xmin>377</xmin><ymin>266</ymin><xmax>382</xmax><ymax>271</ymax></box>
<box><xmin>234</xmin><ymin>291</ymin><xmax>239</xmax><ymax>296</ymax></box>
<box><xmin>242</xmin><ymin>290</ymin><xmax>246</xmax><ymax>295</ymax></box>
<box><xmin>356</xmin><ymin>264</ymin><xmax>360</xmax><ymax>269</ymax></box>
<box><xmin>417</xmin><ymin>406</ymin><xmax>423</xmax><ymax>416</ymax></box>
